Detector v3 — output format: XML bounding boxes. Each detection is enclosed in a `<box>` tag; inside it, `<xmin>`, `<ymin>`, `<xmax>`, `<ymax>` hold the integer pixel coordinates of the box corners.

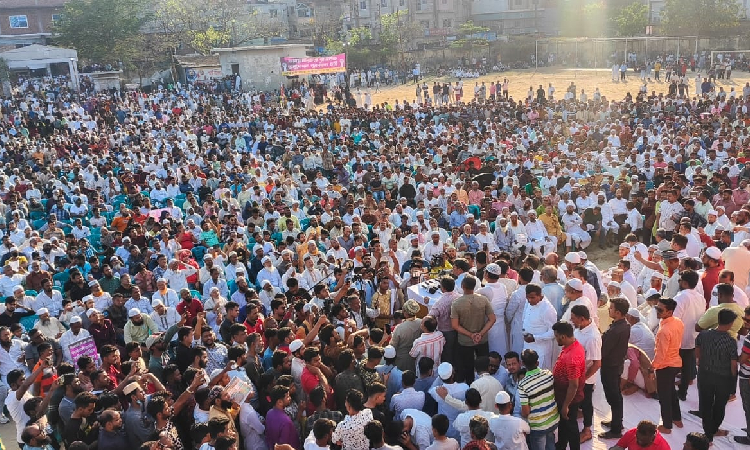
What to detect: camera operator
<box><xmin>352</xmin><ymin>266</ymin><xmax>376</xmax><ymax>306</ymax></box>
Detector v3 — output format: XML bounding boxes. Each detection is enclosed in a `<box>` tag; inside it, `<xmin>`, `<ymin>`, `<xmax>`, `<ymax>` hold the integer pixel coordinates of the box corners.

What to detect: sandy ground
<box><xmin>364</xmin><ymin>67</ymin><xmax>750</xmax><ymax>106</ymax></box>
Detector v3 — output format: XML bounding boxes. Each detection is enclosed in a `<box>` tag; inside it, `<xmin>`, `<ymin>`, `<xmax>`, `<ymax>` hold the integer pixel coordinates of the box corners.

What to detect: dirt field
<box><xmin>365</xmin><ymin>67</ymin><xmax>750</xmax><ymax>106</ymax></box>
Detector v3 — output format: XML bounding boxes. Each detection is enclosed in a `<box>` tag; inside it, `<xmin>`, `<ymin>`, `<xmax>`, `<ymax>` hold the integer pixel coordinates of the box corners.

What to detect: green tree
<box><xmin>154</xmin><ymin>0</ymin><xmax>286</xmax><ymax>54</ymax></box>
<box><xmin>379</xmin><ymin>10</ymin><xmax>420</xmax><ymax>65</ymax></box>
<box><xmin>0</xmin><ymin>58</ymin><xmax>9</xmax><ymax>82</ymax></box>
<box><xmin>54</xmin><ymin>0</ymin><xmax>147</xmax><ymax>64</ymax></box>
<box><xmin>325</xmin><ymin>27</ymin><xmax>374</xmax><ymax>69</ymax></box>
<box><xmin>450</xmin><ymin>21</ymin><xmax>490</xmax><ymax>60</ymax></box>
<box><xmin>612</xmin><ymin>2</ymin><xmax>648</xmax><ymax>36</ymax></box>
<box><xmin>660</xmin><ymin>0</ymin><xmax>740</xmax><ymax>36</ymax></box>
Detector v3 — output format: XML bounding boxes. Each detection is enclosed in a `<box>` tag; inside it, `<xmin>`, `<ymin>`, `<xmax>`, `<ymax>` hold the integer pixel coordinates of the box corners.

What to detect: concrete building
<box><xmin>471</xmin><ymin>0</ymin><xmax>556</xmax><ymax>36</ymax></box>
<box><xmin>0</xmin><ymin>0</ymin><xmax>64</xmax><ymax>47</ymax></box>
<box><xmin>0</xmin><ymin>44</ymin><xmax>79</xmax><ymax>88</ymax></box>
<box><xmin>212</xmin><ymin>43</ymin><xmax>310</xmax><ymax>91</ymax></box>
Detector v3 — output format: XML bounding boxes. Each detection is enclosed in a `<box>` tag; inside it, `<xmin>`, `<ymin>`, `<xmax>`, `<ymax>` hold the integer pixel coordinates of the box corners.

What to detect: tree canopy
<box><xmin>612</xmin><ymin>2</ymin><xmax>648</xmax><ymax>37</ymax></box>
<box><xmin>54</xmin><ymin>0</ymin><xmax>147</xmax><ymax>64</ymax></box>
<box><xmin>660</xmin><ymin>0</ymin><xmax>740</xmax><ymax>36</ymax></box>
<box><xmin>153</xmin><ymin>0</ymin><xmax>286</xmax><ymax>54</ymax></box>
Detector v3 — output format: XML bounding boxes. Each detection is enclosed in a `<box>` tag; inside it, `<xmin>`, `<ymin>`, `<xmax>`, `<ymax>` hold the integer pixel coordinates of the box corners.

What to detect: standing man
<box><xmin>674</xmin><ymin>270</ymin><xmax>706</xmax><ymax>401</ymax></box>
<box><xmin>522</xmin><ymin>284</ymin><xmax>557</xmax><ymax>370</ymax></box>
<box><xmin>599</xmin><ymin>297</ymin><xmax>631</xmax><ymax>440</ymax></box>
<box><xmin>653</xmin><ymin>297</ymin><xmax>684</xmax><ymax>434</ymax></box>
<box><xmin>695</xmin><ymin>309</ymin><xmax>738</xmax><ymax>443</ymax></box>
<box><xmin>450</xmin><ymin>276</ymin><xmax>495</xmax><ymax>383</ymax></box>
<box><xmin>552</xmin><ymin>321</ymin><xmax>586</xmax><ymax>450</ymax></box>
<box><xmin>518</xmin><ymin>349</ymin><xmax>559</xmax><ymax>450</ymax></box>
<box><xmin>735</xmin><ymin>306</ymin><xmax>750</xmax><ymax>445</ymax></box>
<box><xmin>569</xmin><ymin>304</ymin><xmax>602</xmax><ymax>444</ymax></box>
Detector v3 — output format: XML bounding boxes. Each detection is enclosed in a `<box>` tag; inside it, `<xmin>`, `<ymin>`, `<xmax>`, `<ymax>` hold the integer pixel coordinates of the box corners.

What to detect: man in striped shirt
<box><xmin>409</xmin><ymin>315</ymin><xmax>445</xmax><ymax>376</ymax></box>
<box><xmin>519</xmin><ymin>349</ymin><xmax>559</xmax><ymax>450</ymax></box>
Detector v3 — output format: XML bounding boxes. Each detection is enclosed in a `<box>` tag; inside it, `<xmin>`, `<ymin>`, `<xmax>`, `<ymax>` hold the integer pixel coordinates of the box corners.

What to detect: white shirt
<box><xmin>400</xmin><ymin>409</ymin><xmax>434</xmax><ymax>450</ymax></box>
<box><xmin>573</xmin><ymin>323</ymin><xmax>602</xmax><ymax>384</ymax></box>
<box><xmin>561</xmin><ymin>295</ymin><xmax>597</xmax><ymax>329</ymax></box>
<box><xmin>453</xmin><ymin>409</ymin><xmax>495</xmax><ymax>448</ymax></box>
<box><xmin>490</xmin><ymin>414</ymin><xmax>530</xmax><ymax>450</ymax></box>
<box><xmin>673</xmin><ymin>288</ymin><xmax>707</xmax><ymax>349</ymax></box>
<box><xmin>0</xmin><ymin>338</ymin><xmax>29</xmax><ymax>377</ymax></box>
<box><xmin>32</xmin><ymin>290</ymin><xmax>64</xmax><ymax>317</ymax></box>
<box><xmin>239</xmin><ymin>402</ymin><xmax>266</xmax><ymax>450</ymax></box>
<box><xmin>59</xmin><ymin>328</ymin><xmax>92</xmax><ymax>363</ymax></box>
<box><xmin>629</xmin><ymin>321</ymin><xmax>656</xmax><ymax>360</ymax></box>
<box><xmin>152</xmin><ymin>289</ymin><xmax>180</xmax><ymax>308</ymax></box>
<box><xmin>6</xmin><ymin>388</ymin><xmax>32</xmax><ymax>443</ymax></box>
<box><xmin>150</xmin><ymin>307</ymin><xmax>181</xmax><ymax>332</ymax></box>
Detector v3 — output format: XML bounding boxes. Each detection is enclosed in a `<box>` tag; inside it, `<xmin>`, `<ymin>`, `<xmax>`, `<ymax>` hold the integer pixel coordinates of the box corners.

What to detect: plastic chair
<box><xmin>467</xmin><ymin>204</ymin><xmax>480</xmax><ymax>219</ymax></box>
<box><xmin>300</xmin><ymin>218</ymin><xmax>310</xmax><ymax>231</ymax></box>
<box><xmin>190</xmin><ymin>289</ymin><xmax>202</xmax><ymax>301</ymax></box>
<box><xmin>32</xmin><ymin>219</ymin><xmax>47</xmax><ymax>230</ymax></box>
<box><xmin>25</xmin><ymin>290</ymin><xmax>37</xmax><ymax>297</ymax></box>
<box><xmin>52</xmin><ymin>286</ymin><xmax>63</xmax><ymax>294</ymax></box>
<box><xmin>53</xmin><ymin>272</ymin><xmax>69</xmax><ymax>287</ymax></box>
<box><xmin>20</xmin><ymin>315</ymin><xmax>38</xmax><ymax>332</ymax></box>
<box><xmin>29</xmin><ymin>211</ymin><xmax>45</xmax><ymax>221</ymax></box>
<box><xmin>191</xmin><ymin>246</ymin><xmax>206</xmax><ymax>264</ymax></box>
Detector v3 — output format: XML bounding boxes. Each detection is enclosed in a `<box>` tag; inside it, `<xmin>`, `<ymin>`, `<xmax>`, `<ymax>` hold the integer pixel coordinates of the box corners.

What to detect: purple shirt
<box><xmin>265</xmin><ymin>407</ymin><xmax>300</xmax><ymax>450</ymax></box>
<box><xmin>429</xmin><ymin>291</ymin><xmax>459</xmax><ymax>333</ymax></box>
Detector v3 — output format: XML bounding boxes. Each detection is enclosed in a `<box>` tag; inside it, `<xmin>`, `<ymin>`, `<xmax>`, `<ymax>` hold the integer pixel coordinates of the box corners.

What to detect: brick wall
<box><xmin>0</xmin><ymin>5</ymin><xmax>63</xmax><ymax>35</ymax></box>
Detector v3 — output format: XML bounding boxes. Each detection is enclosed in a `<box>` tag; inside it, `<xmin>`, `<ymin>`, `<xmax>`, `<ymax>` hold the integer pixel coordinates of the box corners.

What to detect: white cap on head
<box><xmin>151</xmin><ymin>299</ymin><xmax>164</xmax><ymax>308</ymax></box>
<box><xmin>70</xmin><ymin>316</ymin><xmax>82</xmax><ymax>324</ymax></box>
<box><xmin>495</xmin><ymin>391</ymin><xmax>511</xmax><ymax>404</ymax></box>
<box><xmin>705</xmin><ymin>246</ymin><xmax>722</xmax><ymax>260</ymax></box>
<box><xmin>383</xmin><ymin>345</ymin><xmax>396</xmax><ymax>359</ymax></box>
<box><xmin>566</xmin><ymin>279</ymin><xmax>584</xmax><ymax>291</ymax></box>
<box><xmin>609</xmin><ymin>281</ymin><xmax>621</xmax><ymax>289</ymax></box>
<box><xmin>627</xmin><ymin>308</ymin><xmax>640</xmax><ymax>318</ymax></box>
<box><xmin>565</xmin><ymin>252</ymin><xmax>581</xmax><ymax>264</ymax></box>
<box><xmin>485</xmin><ymin>263</ymin><xmax>502</xmax><ymax>276</ymax></box>
<box><xmin>128</xmin><ymin>308</ymin><xmax>141</xmax><ymax>318</ymax></box>
<box><xmin>645</xmin><ymin>288</ymin><xmax>660</xmax><ymax>298</ymax></box>
<box><xmin>37</xmin><ymin>308</ymin><xmax>49</xmax><ymax>316</ymax></box>
<box><xmin>437</xmin><ymin>362</ymin><xmax>453</xmax><ymax>380</ymax></box>
<box><xmin>86</xmin><ymin>308</ymin><xmax>99</xmax><ymax>317</ymax></box>
<box><xmin>289</xmin><ymin>339</ymin><xmax>304</xmax><ymax>353</ymax></box>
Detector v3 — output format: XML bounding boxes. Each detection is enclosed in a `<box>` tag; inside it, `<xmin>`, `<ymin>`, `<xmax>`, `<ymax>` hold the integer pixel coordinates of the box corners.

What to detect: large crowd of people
<box><xmin>0</xmin><ymin>64</ymin><xmax>749</xmax><ymax>450</ymax></box>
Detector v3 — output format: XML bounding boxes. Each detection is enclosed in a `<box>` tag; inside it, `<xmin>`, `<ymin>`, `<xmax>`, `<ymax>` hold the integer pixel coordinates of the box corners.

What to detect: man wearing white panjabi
<box><xmin>560</xmin><ymin>279</ymin><xmax>597</xmax><ymax>324</ymax></box>
<box><xmin>524</xmin><ymin>211</ymin><xmax>555</xmax><ymax>257</ymax></box>
<box><xmin>477</xmin><ymin>263</ymin><xmax>509</xmax><ymax>356</ymax></box>
<box><xmin>562</xmin><ymin>202</ymin><xmax>591</xmax><ymax>251</ymax></box>
<box><xmin>521</xmin><ymin>283</ymin><xmax>557</xmax><ymax>370</ymax></box>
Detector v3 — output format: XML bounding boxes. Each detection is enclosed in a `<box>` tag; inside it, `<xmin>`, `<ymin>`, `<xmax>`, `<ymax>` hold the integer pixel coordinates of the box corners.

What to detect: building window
<box><xmin>399</xmin><ymin>0</ymin><xmax>405</xmax><ymax>5</ymax></box>
<box><xmin>360</xmin><ymin>0</ymin><xmax>368</xmax><ymax>9</ymax></box>
<box><xmin>269</xmin><ymin>9</ymin><xmax>278</xmax><ymax>17</ymax></box>
<box><xmin>52</xmin><ymin>14</ymin><xmax>62</xmax><ymax>24</ymax></box>
<box><xmin>443</xmin><ymin>18</ymin><xmax>451</xmax><ymax>27</ymax></box>
<box><xmin>416</xmin><ymin>0</ymin><xmax>422</xmax><ymax>10</ymax></box>
<box><xmin>381</xmin><ymin>0</ymin><xmax>387</xmax><ymax>6</ymax></box>
<box><xmin>9</xmin><ymin>15</ymin><xmax>28</xmax><ymax>28</ymax></box>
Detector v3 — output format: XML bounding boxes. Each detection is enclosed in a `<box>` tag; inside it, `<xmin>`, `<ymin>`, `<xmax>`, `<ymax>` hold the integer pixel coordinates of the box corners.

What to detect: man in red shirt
<box><xmin>552</xmin><ymin>321</ymin><xmax>586</xmax><ymax>450</ymax></box>
<box><xmin>701</xmin><ymin>247</ymin><xmax>723</xmax><ymax>307</ymax></box>
<box><xmin>176</xmin><ymin>287</ymin><xmax>203</xmax><ymax>326</ymax></box>
<box><xmin>300</xmin><ymin>347</ymin><xmax>334</xmax><ymax>414</ymax></box>
<box><xmin>243</xmin><ymin>303</ymin><xmax>265</xmax><ymax>336</ymax></box>
<box><xmin>612</xmin><ymin>420</ymin><xmax>670</xmax><ymax>450</ymax></box>
<box><xmin>100</xmin><ymin>344</ymin><xmax>124</xmax><ymax>387</ymax></box>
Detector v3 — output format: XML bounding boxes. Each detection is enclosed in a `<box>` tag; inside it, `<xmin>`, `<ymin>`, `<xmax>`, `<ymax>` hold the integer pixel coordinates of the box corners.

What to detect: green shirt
<box><xmin>697</xmin><ymin>302</ymin><xmax>745</xmax><ymax>339</ymax></box>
